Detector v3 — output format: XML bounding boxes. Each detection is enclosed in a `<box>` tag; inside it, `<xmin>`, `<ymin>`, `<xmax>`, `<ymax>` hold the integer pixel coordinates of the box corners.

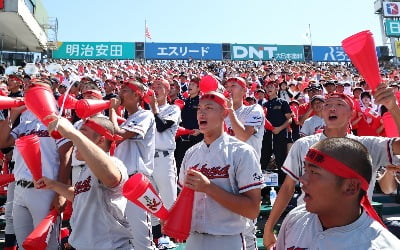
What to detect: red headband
<box><xmin>226</xmin><ymin>77</ymin><xmax>246</xmax><ymax>89</ymax></box>
<box><xmin>83</xmin><ymin>90</ymin><xmax>103</xmax><ymax>100</ymax></box>
<box><xmin>84</xmin><ymin>119</ymin><xmax>123</xmax><ymax>156</ymax></box>
<box><xmin>305</xmin><ymin>148</ymin><xmax>385</xmax><ymax>226</ymax></box>
<box><xmin>8</xmin><ymin>75</ymin><xmax>24</xmax><ymax>84</ymax></box>
<box><xmin>124</xmin><ymin>82</ymin><xmax>144</xmax><ymax>98</ymax></box>
<box><xmin>200</xmin><ymin>93</ymin><xmax>228</xmax><ymax>109</ymax></box>
<box><xmin>325</xmin><ymin>93</ymin><xmax>354</xmax><ymax>109</ymax></box>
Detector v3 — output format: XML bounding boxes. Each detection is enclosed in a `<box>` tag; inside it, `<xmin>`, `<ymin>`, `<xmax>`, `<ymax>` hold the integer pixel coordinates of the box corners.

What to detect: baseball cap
<box><xmin>311</xmin><ymin>95</ymin><xmax>325</xmax><ymax>104</ymax></box>
<box><xmin>200</xmin><ymin>91</ymin><xmax>227</xmax><ymax>109</ymax></box>
<box><xmin>226</xmin><ymin>77</ymin><xmax>246</xmax><ymax>89</ymax></box>
<box><xmin>324</xmin><ymin>80</ymin><xmax>336</xmax><ymax>87</ymax></box>
<box><xmin>306</xmin><ymin>83</ymin><xmax>323</xmax><ymax>91</ymax></box>
<box><xmin>325</xmin><ymin>93</ymin><xmax>354</xmax><ymax>109</ymax></box>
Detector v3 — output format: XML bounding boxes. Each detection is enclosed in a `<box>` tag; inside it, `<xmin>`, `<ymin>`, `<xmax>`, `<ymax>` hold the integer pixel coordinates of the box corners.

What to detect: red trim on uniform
<box><xmin>281</xmin><ymin>166</ymin><xmax>299</xmax><ymax>181</ymax></box>
<box><xmin>239</xmin><ymin>181</ymin><xmax>264</xmax><ymax>191</ymax></box>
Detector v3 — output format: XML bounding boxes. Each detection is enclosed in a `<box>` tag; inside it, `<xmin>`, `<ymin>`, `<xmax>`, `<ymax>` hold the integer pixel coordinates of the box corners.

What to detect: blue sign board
<box><xmin>145</xmin><ymin>43</ymin><xmax>222</xmax><ymax>60</ymax></box>
<box><xmin>312</xmin><ymin>46</ymin><xmax>350</xmax><ymax>62</ymax></box>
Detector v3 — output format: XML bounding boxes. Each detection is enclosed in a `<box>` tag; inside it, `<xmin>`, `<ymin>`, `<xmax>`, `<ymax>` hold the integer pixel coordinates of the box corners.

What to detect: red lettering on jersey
<box><xmin>191</xmin><ymin>164</ymin><xmax>230</xmax><ymax>179</ymax></box>
<box><xmin>74</xmin><ymin>176</ymin><xmax>92</xmax><ymax>196</ymax></box>
<box><xmin>287</xmin><ymin>247</ymin><xmax>307</xmax><ymax>250</ymax></box>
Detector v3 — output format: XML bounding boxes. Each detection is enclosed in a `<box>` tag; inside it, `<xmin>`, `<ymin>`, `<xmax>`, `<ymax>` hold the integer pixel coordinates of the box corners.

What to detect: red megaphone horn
<box><xmin>0</xmin><ymin>96</ymin><xmax>25</xmax><ymax>109</ymax></box>
<box><xmin>15</xmin><ymin>134</ymin><xmax>42</xmax><ymax>181</ymax></box>
<box><xmin>58</xmin><ymin>94</ymin><xmax>78</xmax><ymax>109</ymax></box>
<box><xmin>24</xmin><ymin>85</ymin><xmax>62</xmax><ymax>139</ymax></box>
<box><xmin>342</xmin><ymin>30</ymin><xmax>381</xmax><ymax>91</ymax></box>
<box><xmin>122</xmin><ymin>173</ymin><xmax>169</xmax><ymax>220</ymax></box>
<box><xmin>75</xmin><ymin>99</ymin><xmax>111</xmax><ymax>119</ymax></box>
<box><xmin>22</xmin><ymin>209</ymin><xmax>58</xmax><ymax>250</ymax></box>
<box><xmin>163</xmin><ymin>187</ymin><xmax>194</xmax><ymax>241</ymax></box>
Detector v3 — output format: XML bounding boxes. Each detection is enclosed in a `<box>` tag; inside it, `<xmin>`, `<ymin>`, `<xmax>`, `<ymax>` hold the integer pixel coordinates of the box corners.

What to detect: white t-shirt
<box><xmin>224</xmin><ymin>104</ymin><xmax>265</xmax><ymax>160</ymax></box>
<box><xmin>114</xmin><ymin>108</ymin><xmax>155</xmax><ymax>176</ymax></box>
<box><xmin>282</xmin><ymin>133</ymin><xmax>399</xmax><ymax>204</ymax></box>
<box><xmin>178</xmin><ymin>133</ymin><xmax>264</xmax><ymax>235</ymax></box>
<box><xmin>276</xmin><ymin>205</ymin><xmax>400</xmax><ymax>250</ymax></box>
<box><xmin>69</xmin><ymin>157</ymin><xmax>133</xmax><ymax>249</ymax></box>
<box><xmin>300</xmin><ymin>115</ymin><xmax>325</xmax><ymax>137</ymax></box>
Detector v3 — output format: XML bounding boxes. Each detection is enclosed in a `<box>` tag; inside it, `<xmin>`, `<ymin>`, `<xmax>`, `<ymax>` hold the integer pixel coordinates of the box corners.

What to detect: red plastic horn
<box><xmin>199</xmin><ymin>75</ymin><xmax>218</xmax><ymax>93</ymax></box>
<box><xmin>0</xmin><ymin>174</ymin><xmax>15</xmax><ymax>186</ymax></box>
<box><xmin>122</xmin><ymin>173</ymin><xmax>169</xmax><ymax>220</ymax></box>
<box><xmin>57</xmin><ymin>94</ymin><xmax>78</xmax><ymax>109</ymax></box>
<box><xmin>382</xmin><ymin>112</ymin><xmax>399</xmax><ymax>137</ymax></box>
<box><xmin>176</xmin><ymin>127</ymin><xmax>194</xmax><ymax>138</ymax></box>
<box><xmin>75</xmin><ymin>99</ymin><xmax>111</xmax><ymax>119</ymax></box>
<box><xmin>174</xmin><ymin>99</ymin><xmax>185</xmax><ymax>110</ymax></box>
<box><xmin>0</xmin><ymin>96</ymin><xmax>25</xmax><ymax>109</ymax></box>
<box><xmin>342</xmin><ymin>30</ymin><xmax>381</xmax><ymax>91</ymax></box>
<box><xmin>22</xmin><ymin>209</ymin><xmax>58</xmax><ymax>250</ymax></box>
<box><xmin>24</xmin><ymin>85</ymin><xmax>62</xmax><ymax>139</ymax></box>
<box><xmin>163</xmin><ymin>187</ymin><xmax>194</xmax><ymax>242</ymax></box>
<box><xmin>15</xmin><ymin>134</ymin><xmax>42</xmax><ymax>181</ymax></box>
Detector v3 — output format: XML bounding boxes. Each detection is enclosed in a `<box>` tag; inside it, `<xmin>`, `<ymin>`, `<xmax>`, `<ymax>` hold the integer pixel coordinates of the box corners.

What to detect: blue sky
<box><xmin>42</xmin><ymin>0</ymin><xmax>383</xmax><ymax>46</ymax></box>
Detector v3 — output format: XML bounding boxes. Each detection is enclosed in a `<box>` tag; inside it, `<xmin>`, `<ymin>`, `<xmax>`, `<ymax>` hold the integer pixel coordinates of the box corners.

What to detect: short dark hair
<box><xmin>312</xmin><ymin>138</ymin><xmax>372</xmax><ymax>201</ymax></box>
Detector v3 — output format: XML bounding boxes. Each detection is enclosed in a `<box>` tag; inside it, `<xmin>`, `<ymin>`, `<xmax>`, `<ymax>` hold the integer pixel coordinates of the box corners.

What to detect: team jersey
<box><xmin>155</xmin><ymin>104</ymin><xmax>181</xmax><ymax>151</ymax></box>
<box><xmin>114</xmin><ymin>108</ymin><xmax>155</xmax><ymax>176</ymax></box>
<box><xmin>69</xmin><ymin>157</ymin><xmax>133</xmax><ymax>249</ymax></box>
<box><xmin>299</xmin><ymin>115</ymin><xmax>325</xmax><ymax>137</ymax></box>
<box><xmin>276</xmin><ymin>205</ymin><xmax>400</xmax><ymax>250</ymax></box>
<box><xmin>282</xmin><ymin>132</ymin><xmax>399</xmax><ymax>203</ymax></box>
<box><xmin>178</xmin><ymin>133</ymin><xmax>264</xmax><ymax>235</ymax></box>
<box><xmin>224</xmin><ymin>104</ymin><xmax>265</xmax><ymax>160</ymax></box>
<box><xmin>11</xmin><ymin>110</ymin><xmax>69</xmax><ymax>181</ymax></box>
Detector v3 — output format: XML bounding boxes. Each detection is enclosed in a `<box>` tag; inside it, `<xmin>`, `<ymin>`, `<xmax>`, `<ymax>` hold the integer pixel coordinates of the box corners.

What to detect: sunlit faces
<box><xmin>197</xmin><ymin>99</ymin><xmax>226</xmax><ymax>134</ymax></box>
<box><xmin>300</xmin><ymin>162</ymin><xmax>344</xmax><ymax>214</ymax></box>
<box><xmin>188</xmin><ymin>81</ymin><xmax>200</xmax><ymax>97</ymax></box>
<box><xmin>75</xmin><ymin>125</ymin><xmax>102</xmax><ymax>161</ymax></box>
<box><xmin>225</xmin><ymin>81</ymin><xmax>246</xmax><ymax>101</ymax></box>
<box><xmin>311</xmin><ymin>100</ymin><xmax>324</xmax><ymax>113</ymax></box>
<box><xmin>322</xmin><ymin>97</ymin><xmax>353</xmax><ymax>128</ymax></box>
<box><xmin>150</xmin><ymin>80</ymin><xmax>167</xmax><ymax>101</ymax></box>
<box><xmin>264</xmin><ymin>84</ymin><xmax>277</xmax><ymax>97</ymax></box>
<box><xmin>119</xmin><ymin>84</ymin><xmax>137</xmax><ymax>106</ymax></box>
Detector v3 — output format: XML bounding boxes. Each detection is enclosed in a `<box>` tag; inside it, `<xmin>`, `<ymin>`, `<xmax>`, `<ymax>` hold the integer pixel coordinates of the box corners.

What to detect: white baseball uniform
<box><xmin>11</xmin><ymin>110</ymin><xmax>69</xmax><ymax>249</ymax></box>
<box><xmin>68</xmin><ymin>157</ymin><xmax>134</xmax><ymax>250</ymax></box>
<box><xmin>276</xmin><ymin>204</ymin><xmax>400</xmax><ymax>249</ymax></box>
<box><xmin>152</xmin><ymin>104</ymin><xmax>181</xmax><ymax>209</ymax></box>
<box><xmin>224</xmin><ymin>104</ymin><xmax>265</xmax><ymax>250</ymax></box>
<box><xmin>282</xmin><ymin>133</ymin><xmax>399</xmax><ymax>205</ymax></box>
<box><xmin>299</xmin><ymin>115</ymin><xmax>325</xmax><ymax>137</ymax></box>
<box><xmin>224</xmin><ymin>104</ymin><xmax>265</xmax><ymax>160</ymax></box>
<box><xmin>114</xmin><ymin>107</ymin><xmax>156</xmax><ymax>250</ymax></box>
<box><xmin>178</xmin><ymin>133</ymin><xmax>264</xmax><ymax>250</ymax></box>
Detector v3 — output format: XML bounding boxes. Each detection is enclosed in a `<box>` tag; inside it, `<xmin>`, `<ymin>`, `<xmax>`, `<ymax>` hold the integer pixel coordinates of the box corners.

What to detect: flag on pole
<box><xmin>302</xmin><ymin>24</ymin><xmax>312</xmax><ymax>45</ymax></box>
<box><xmin>145</xmin><ymin>25</ymin><xmax>152</xmax><ymax>40</ymax></box>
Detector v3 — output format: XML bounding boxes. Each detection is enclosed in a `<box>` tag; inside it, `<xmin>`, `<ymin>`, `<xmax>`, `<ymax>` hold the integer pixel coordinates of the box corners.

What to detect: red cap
<box><xmin>325</xmin><ymin>93</ymin><xmax>354</xmax><ymax>109</ymax></box>
<box><xmin>200</xmin><ymin>92</ymin><xmax>227</xmax><ymax>109</ymax></box>
<box><xmin>226</xmin><ymin>77</ymin><xmax>246</xmax><ymax>89</ymax></box>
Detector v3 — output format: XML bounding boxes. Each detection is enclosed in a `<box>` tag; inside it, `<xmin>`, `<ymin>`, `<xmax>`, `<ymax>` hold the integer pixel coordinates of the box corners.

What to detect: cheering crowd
<box><xmin>0</xmin><ymin>59</ymin><xmax>400</xmax><ymax>249</ymax></box>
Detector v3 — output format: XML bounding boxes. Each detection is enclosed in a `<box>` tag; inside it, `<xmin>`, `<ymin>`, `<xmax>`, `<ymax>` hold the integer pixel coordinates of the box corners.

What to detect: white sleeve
<box><xmin>121</xmin><ymin>111</ymin><xmax>153</xmax><ymax>139</ymax></box>
<box><xmin>281</xmin><ymin>139</ymin><xmax>304</xmax><ymax>182</ymax></box>
<box><xmin>234</xmin><ymin>145</ymin><xmax>265</xmax><ymax>193</ymax></box>
<box><xmin>243</xmin><ymin>105</ymin><xmax>264</xmax><ymax>131</ymax></box>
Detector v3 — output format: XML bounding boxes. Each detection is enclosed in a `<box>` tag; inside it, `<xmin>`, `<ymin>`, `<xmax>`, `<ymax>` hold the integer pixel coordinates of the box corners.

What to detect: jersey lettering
<box><xmin>191</xmin><ymin>164</ymin><xmax>230</xmax><ymax>179</ymax></box>
<box><xmin>74</xmin><ymin>176</ymin><xmax>92</xmax><ymax>196</ymax></box>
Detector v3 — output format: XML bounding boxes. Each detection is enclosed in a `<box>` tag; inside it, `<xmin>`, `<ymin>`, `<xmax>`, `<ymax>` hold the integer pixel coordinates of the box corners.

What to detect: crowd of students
<box><xmin>0</xmin><ymin>59</ymin><xmax>399</xmax><ymax>249</ymax></box>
